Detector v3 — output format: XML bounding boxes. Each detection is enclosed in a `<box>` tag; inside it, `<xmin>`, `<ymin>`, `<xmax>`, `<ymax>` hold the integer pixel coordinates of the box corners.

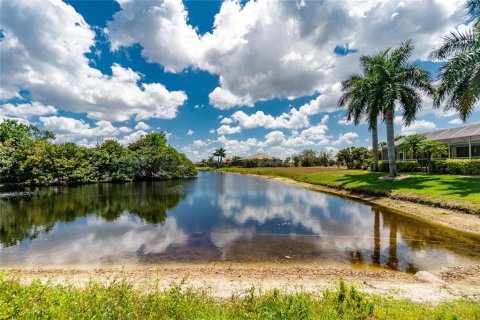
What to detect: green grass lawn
<box><xmin>1</xmin><ymin>276</ymin><xmax>479</xmax><ymax>320</ymax></box>
<box><xmin>216</xmin><ymin>167</ymin><xmax>480</xmax><ymax>214</ymax></box>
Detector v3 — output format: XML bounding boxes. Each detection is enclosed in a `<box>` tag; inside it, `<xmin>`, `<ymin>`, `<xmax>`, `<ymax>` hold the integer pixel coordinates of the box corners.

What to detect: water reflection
<box><xmin>1</xmin><ymin>172</ymin><xmax>479</xmax><ymax>272</ymax></box>
<box><xmin>0</xmin><ymin>181</ymin><xmax>185</xmax><ymax>247</ymax></box>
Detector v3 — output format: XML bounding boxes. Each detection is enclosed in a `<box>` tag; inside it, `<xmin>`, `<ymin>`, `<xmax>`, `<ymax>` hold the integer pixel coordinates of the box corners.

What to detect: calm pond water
<box><xmin>1</xmin><ymin>172</ymin><xmax>479</xmax><ymax>272</ymax></box>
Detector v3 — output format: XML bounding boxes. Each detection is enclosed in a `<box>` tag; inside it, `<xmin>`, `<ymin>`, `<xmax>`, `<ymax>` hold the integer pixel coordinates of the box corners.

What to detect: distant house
<box><xmin>381</xmin><ymin>122</ymin><xmax>480</xmax><ymax>160</ymax></box>
<box><xmin>240</xmin><ymin>153</ymin><xmax>283</xmax><ymax>167</ymax></box>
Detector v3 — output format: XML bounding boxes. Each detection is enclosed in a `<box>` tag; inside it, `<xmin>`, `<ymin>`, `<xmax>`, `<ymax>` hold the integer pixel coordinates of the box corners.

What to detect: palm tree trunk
<box><xmin>385</xmin><ymin>107</ymin><xmax>398</xmax><ymax>177</ymax></box>
<box><xmin>371</xmin><ymin>123</ymin><xmax>378</xmax><ymax>172</ymax></box>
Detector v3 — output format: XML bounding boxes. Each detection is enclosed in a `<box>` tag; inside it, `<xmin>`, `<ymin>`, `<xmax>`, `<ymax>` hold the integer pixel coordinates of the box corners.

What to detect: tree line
<box><xmin>0</xmin><ymin>120</ymin><xmax>196</xmax><ymax>185</ymax></box>
<box><xmin>338</xmin><ymin>0</ymin><xmax>479</xmax><ymax>177</ymax></box>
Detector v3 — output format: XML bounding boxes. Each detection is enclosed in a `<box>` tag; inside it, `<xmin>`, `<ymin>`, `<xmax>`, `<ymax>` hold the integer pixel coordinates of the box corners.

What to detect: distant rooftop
<box><xmin>241</xmin><ymin>153</ymin><xmax>280</xmax><ymax>160</ymax></box>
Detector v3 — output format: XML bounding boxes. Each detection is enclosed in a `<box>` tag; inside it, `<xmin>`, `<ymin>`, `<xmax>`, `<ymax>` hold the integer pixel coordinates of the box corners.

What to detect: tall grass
<box><xmin>0</xmin><ymin>276</ymin><xmax>478</xmax><ymax>319</ymax></box>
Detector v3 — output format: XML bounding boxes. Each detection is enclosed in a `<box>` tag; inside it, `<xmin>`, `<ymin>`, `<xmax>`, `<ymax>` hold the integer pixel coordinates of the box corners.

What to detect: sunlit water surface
<box><xmin>1</xmin><ymin>172</ymin><xmax>479</xmax><ymax>272</ymax></box>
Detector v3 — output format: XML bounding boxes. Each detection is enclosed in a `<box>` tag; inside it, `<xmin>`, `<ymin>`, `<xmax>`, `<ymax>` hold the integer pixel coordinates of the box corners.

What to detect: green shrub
<box><xmin>429</xmin><ymin>159</ymin><xmax>480</xmax><ymax>175</ymax></box>
<box><xmin>375</xmin><ymin>160</ymin><xmax>418</xmax><ymax>172</ymax></box>
<box><xmin>244</xmin><ymin>159</ymin><xmax>258</xmax><ymax>168</ymax></box>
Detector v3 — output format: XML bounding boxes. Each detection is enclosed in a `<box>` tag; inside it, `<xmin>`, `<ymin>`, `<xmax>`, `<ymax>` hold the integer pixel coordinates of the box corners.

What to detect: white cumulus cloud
<box><xmin>0</xmin><ymin>0</ymin><xmax>187</xmax><ymax>122</ymax></box>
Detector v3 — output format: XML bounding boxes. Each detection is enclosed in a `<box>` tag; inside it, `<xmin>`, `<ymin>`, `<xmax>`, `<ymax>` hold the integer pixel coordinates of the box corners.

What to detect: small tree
<box><xmin>207</xmin><ymin>156</ymin><xmax>214</xmax><ymax>167</ymax></box>
<box><xmin>399</xmin><ymin>134</ymin><xmax>426</xmax><ymax>160</ymax></box>
<box><xmin>292</xmin><ymin>154</ymin><xmax>302</xmax><ymax>167</ymax></box>
<box><xmin>337</xmin><ymin>147</ymin><xmax>372</xmax><ymax>169</ymax></box>
<box><xmin>244</xmin><ymin>159</ymin><xmax>258</xmax><ymax>168</ymax></box>
<box><xmin>301</xmin><ymin>149</ymin><xmax>317</xmax><ymax>167</ymax></box>
<box><xmin>230</xmin><ymin>155</ymin><xmax>242</xmax><ymax>167</ymax></box>
<box><xmin>318</xmin><ymin>149</ymin><xmax>334</xmax><ymax>166</ymax></box>
<box><xmin>418</xmin><ymin>140</ymin><xmax>448</xmax><ymax>159</ymax></box>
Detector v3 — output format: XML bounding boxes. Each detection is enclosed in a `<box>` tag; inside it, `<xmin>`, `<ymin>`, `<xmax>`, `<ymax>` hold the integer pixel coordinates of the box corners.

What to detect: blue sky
<box><xmin>1</xmin><ymin>0</ymin><xmax>479</xmax><ymax>161</ymax></box>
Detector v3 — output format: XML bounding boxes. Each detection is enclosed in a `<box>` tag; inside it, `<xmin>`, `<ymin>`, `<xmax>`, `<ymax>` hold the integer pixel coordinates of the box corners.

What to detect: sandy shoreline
<box><xmin>3</xmin><ymin>263</ymin><xmax>480</xmax><ymax>304</ymax></box>
<box><xmin>229</xmin><ymin>172</ymin><xmax>480</xmax><ymax>236</ymax></box>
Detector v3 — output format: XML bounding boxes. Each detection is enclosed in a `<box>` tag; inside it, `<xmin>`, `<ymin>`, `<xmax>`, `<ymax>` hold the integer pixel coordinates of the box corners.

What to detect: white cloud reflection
<box><xmin>1</xmin><ymin>213</ymin><xmax>187</xmax><ymax>266</ymax></box>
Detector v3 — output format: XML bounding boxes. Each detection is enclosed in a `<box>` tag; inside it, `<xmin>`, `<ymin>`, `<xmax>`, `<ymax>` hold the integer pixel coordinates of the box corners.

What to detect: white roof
<box><xmin>393</xmin><ymin>122</ymin><xmax>480</xmax><ymax>146</ymax></box>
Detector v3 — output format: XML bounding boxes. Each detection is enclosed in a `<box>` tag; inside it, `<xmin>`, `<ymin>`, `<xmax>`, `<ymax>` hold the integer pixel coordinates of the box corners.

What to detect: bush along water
<box><xmin>0</xmin><ymin>120</ymin><xmax>196</xmax><ymax>185</ymax></box>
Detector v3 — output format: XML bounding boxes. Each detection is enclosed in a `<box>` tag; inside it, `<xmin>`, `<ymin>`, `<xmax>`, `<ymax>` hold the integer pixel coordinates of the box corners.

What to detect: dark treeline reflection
<box><xmin>0</xmin><ymin>181</ymin><xmax>186</xmax><ymax>246</ymax></box>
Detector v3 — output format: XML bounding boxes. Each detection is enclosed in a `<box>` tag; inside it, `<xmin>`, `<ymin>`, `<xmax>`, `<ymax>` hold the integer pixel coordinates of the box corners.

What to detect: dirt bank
<box><xmin>3</xmin><ymin>263</ymin><xmax>480</xmax><ymax>304</ymax></box>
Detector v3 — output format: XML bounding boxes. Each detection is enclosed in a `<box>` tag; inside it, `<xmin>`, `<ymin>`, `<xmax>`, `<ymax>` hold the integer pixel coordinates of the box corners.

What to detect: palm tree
<box><xmin>418</xmin><ymin>140</ymin><xmax>448</xmax><ymax>159</ymax></box>
<box><xmin>429</xmin><ymin>0</ymin><xmax>480</xmax><ymax>121</ymax></box>
<box><xmin>338</xmin><ymin>56</ymin><xmax>382</xmax><ymax>172</ymax></box>
<box><xmin>363</xmin><ymin>40</ymin><xmax>434</xmax><ymax>177</ymax></box>
<box><xmin>399</xmin><ymin>134</ymin><xmax>426</xmax><ymax>160</ymax></box>
<box><xmin>213</xmin><ymin>147</ymin><xmax>226</xmax><ymax>164</ymax></box>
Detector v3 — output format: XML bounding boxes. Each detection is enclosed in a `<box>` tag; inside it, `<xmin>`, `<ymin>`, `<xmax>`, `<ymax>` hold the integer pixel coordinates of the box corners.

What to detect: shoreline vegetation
<box><xmin>0</xmin><ymin>120</ymin><xmax>197</xmax><ymax>186</ymax></box>
<box><xmin>210</xmin><ymin>167</ymin><xmax>480</xmax><ymax>234</ymax></box>
<box><xmin>1</xmin><ymin>268</ymin><xmax>480</xmax><ymax>319</ymax></box>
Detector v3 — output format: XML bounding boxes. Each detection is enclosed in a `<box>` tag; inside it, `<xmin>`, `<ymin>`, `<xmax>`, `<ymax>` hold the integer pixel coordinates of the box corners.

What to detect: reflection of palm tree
<box><xmin>349</xmin><ymin>250</ymin><xmax>364</xmax><ymax>265</ymax></box>
<box><xmin>216</xmin><ymin>171</ymin><xmax>226</xmax><ymax>197</ymax></box>
<box><xmin>387</xmin><ymin>214</ymin><xmax>399</xmax><ymax>270</ymax></box>
<box><xmin>371</xmin><ymin>209</ymin><xmax>381</xmax><ymax>266</ymax></box>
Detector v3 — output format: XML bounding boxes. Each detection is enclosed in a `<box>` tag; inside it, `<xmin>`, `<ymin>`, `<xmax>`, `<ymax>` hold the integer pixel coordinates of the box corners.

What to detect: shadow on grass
<box><xmin>336</xmin><ymin>172</ymin><xmax>480</xmax><ymax>200</ymax></box>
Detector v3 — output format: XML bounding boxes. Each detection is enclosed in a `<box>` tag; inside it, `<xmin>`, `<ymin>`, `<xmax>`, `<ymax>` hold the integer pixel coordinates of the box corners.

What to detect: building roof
<box><xmin>392</xmin><ymin>122</ymin><xmax>480</xmax><ymax>147</ymax></box>
<box><xmin>241</xmin><ymin>153</ymin><xmax>280</xmax><ymax>160</ymax></box>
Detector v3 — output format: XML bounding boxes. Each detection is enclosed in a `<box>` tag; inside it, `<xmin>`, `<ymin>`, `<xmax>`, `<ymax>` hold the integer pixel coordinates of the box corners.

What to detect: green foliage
<box><xmin>322</xmin><ymin>278</ymin><xmax>374</xmax><ymax>319</ymax></box>
<box><xmin>0</xmin><ymin>119</ymin><xmax>54</xmax><ymax>146</ymax></box>
<box><xmin>429</xmin><ymin>159</ymin><xmax>480</xmax><ymax>175</ymax></box>
<box><xmin>1</xmin><ymin>277</ymin><xmax>479</xmax><ymax>320</ymax></box>
<box><xmin>354</xmin><ymin>40</ymin><xmax>434</xmax><ymax>177</ymax></box>
<box><xmin>290</xmin><ymin>149</ymin><xmax>335</xmax><ymax>167</ymax></box>
<box><xmin>292</xmin><ymin>154</ymin><xmax>302</xmax><ymax>167</ymax></box>
<box><xmin>300</xmin><ymin>149</ymin><xmax>317</xmax><ymax>167</ymax></box>
<box><xmin>399</xmin><ymin>134</ymin><xmax>426</xmax><ymax>159</ymax></box>
<box><xmin>336</xmin><ymin>147</ymin><xmax>372</xmax><ymax>169</ymax></box>
<box><xmin>244</xmin><ymin>159</ymin><xmax>258</xmax><ymax>168</ymax></box>
<box><xmin>429</xmin><ymin>0</ymin><xmax>480</xmax><ymax>121</ymax></box>
<box><xmin>317</xmin><ymin>150</ymin><xmax>334</xmax><ymax>167</ymax></box>
<box><xmin>0</xmin><ymin>120</ymin><xmax>196</xmax><ymax>185</ymax></box>
<box><xmin>213</xmin><ymin>147</ymin><xmax>226</xmax><ymax>165</ymax></box>
<box><xmin>376</xmin><ymin>160</ymin><xmax>419</xmax><ymax>173</ymax></box>
<box><xmin>417</xmin><ymin>140</ymin><xmax>448</xmax><ymax>159</ymax></box>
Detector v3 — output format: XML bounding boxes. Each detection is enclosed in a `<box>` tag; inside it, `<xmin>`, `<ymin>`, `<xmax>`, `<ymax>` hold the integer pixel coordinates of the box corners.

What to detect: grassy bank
<box><xmin>216</xmin><ymin>167</ymin><xmax>480</xmax><ymax>214</ymax></box>
<box><xmin>1</xmin><ymin>276</ymin><xmax>479</xmax><ymax>320</ymax></box>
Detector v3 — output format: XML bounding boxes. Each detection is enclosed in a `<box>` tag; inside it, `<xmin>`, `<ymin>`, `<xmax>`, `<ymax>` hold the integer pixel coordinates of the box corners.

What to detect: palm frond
<box><xmin>429</xmin><ymin>29</ymin><xmax>478</xmax><ymax>60</ymax></box>
<box><xmin>467</xmin><ymin>0</ymin><xmax>480</xmax><ymax>28</ymax></box>
<box><xmin>399</xmin><ymin>86</ymin><xmax>422</xmax><ymax>126</ymax></box>
<box><xmin>390</xmin><ymin>39</ymin><xmax>414</xmax><ymax>66</ymax></box>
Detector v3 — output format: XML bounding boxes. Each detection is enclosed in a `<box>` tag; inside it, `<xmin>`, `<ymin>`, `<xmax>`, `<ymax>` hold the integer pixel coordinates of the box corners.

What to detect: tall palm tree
<box><xmin>338</xmin><ymin>57</ymin><xmax>382</xmax><ymax>172</ymax></box>
<box><xmin>429</xmin><ymin>0</ymin><xmax>480</xmax><ymax>121</ymax></box>
<box><xmin>364</xmin><ymin>40</ymin><xmax>434</xmax><ymax>177</ymax></box>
